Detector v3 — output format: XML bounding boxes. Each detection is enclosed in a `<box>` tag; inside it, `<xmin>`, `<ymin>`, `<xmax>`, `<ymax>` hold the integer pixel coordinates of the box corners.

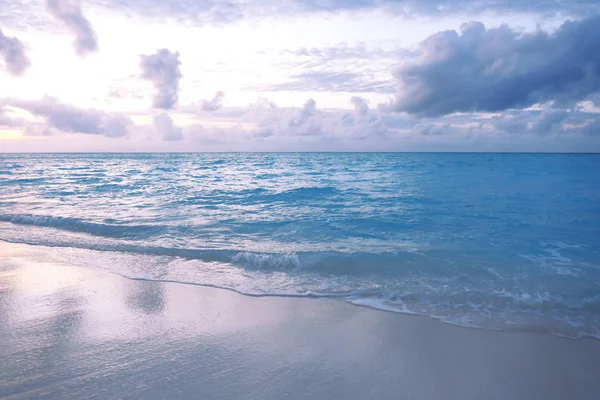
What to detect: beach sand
<box><xmin>1</xmin><ymin>240</ymin><xmax>600</xmax><ymax>400</ymax></box>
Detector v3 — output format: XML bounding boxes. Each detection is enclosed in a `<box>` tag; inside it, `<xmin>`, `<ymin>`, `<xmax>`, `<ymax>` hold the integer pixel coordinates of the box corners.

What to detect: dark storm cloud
<box><xmin>199</xmin><ymin>91</ymin><xmax>225</xmax><ymax>112</ymax></box>
<box><xmin>46</xmin><ymin>0</ymin><xmax>98</xmax><ymax>56</ymax></box>
<box><xmin>140</xmin><ymin>49</ymin><xmax>182</xmax><ymax>110</ymax></box>
<box><xmin>387</xmin><ymin>16</ymin><xmax>600</xmax><ymax>117</ymax></box>
<box><xmin>5</xmin><ymin>96</ymin><xmax>132</xmax><ymax>137</ymax></box>
<box><xmin>0</xmin><ymin>28</ymin><xmax>30</xmax><ymax>75</ymax></box>
<box><xmin>153</xmin><ymin>113</ymin><xmax>183</xmax><ymax>141</ymax></box>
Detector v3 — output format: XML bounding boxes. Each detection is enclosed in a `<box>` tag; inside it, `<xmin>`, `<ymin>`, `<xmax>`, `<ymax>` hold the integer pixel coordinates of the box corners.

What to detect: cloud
<box><xmin>4</xmin><ymin>95</ymin><xmax>599</xmax><ymax>151</ymax></box>
<box><xmin>0</xmin><ymin>105</ymin><xmax>26</xmax><ymax>127</ymax></box>
<box><xmin>529</xmin><ymin>110</ymin><xmax>569</xmax><ymax>134</ymax></box>
<box><xmin>261</xmin><ymin>71</ymin><xmax>395</xmax><ymax>93</ymax></box>
<box><xmin>184</xmin><ymin>124</ymin><xmax>229</xmax><ymax>144</ymax></box>
<box><xmin>581</xmin><ymin>118</ymin><xmax>600</xmax><ymax>136</ymax></box>
<box><xmin>0</xmin><ymin>28</ymin><xmax>30</xmax><ymax>75</ymax></box>
<box><xmin>291</xmin><ymin>98</ymin><xmax>316</xmax><ymax>126</ymax></box>
<box><xmin>91</xmin><ymin>0</ymin><xmax>600</xmax><ymax>26</ymax></box>
<box><xmin>240</xmin><ymin>97</ymin><xmax>320</xmax><ymax>138</ymax></box>
<box><xmin>3</xmin><ymin>96</ymin><xmax>132</xmax><ymax>137</ymax></box>
<box><xmin>274</xmin><ymin>45</ymin><xmax>418</xmax><ymax>72</ymax></box>
<box><xmin>387</xmin><ymin>16</ymin><xmax>600</xmax><ymax>117</ymax></box>
<box><xmin>486</xmin><ymin>109</ymin><xmax>600</xmax><ymax>136</ymax></box>
<box><xmin>351</xmin><ymin>96</ymin><xmax>369</xmax><ymax>116</ymax></box>
<box><xmin>255</xmin><ymin>45</ymin><xmax>413</xmax><ymax>95</ymax></box>
<box><xmin>199</xmin><ymin>91</ymin><xmax>225</xmax><ymax>112</ymax></box>
<box><xmin>282</xmin><ymin>45</ymin><xmax>417</xmax><ymax>61</ymax></box>
<box><xmin>153</xmin><ymin>113</ymin><xmax>183</xmax><ymax>141</ymax></box>
<box><xmin>46</xmin><ymin>0</ymin><xmax>98</xmax><ymax>56</ymax></box>
<box><xmin>393</xmin><ymin>0</ymin><xmax>600</xmax><ymax>18</ymax></box>
<box><xmin>140</xmin><ymin>49</ymin><xmax>182</xmax><ymax>110</ymax></box>
<box><xmin>239</xmin><ymin>96</ymin><xmax>392</xmax><ymax>140</ymax></box>
<box><xmin>108</xmin><ymin>87</ymin><xmax>144</xmax><ymax>100</ymax></box>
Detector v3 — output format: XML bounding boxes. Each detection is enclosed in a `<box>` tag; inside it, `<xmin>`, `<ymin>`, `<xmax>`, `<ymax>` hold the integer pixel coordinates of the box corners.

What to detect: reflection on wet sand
<box><xmin>126</xmin><ymin>282</ymin><xmax>165</xmax><ymax>315</ymax></box>
<box><xmin>2</xmin><ymin>241</ymin><xmax>600</xmax><ymax>400</ymax></box>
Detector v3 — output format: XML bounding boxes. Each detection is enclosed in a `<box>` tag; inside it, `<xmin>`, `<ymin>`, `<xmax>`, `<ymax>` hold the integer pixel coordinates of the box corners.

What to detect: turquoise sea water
<box><xmin>1</xmin><ymin>153</ymin><xmax>599</xmax><ymax>338</ymax></box>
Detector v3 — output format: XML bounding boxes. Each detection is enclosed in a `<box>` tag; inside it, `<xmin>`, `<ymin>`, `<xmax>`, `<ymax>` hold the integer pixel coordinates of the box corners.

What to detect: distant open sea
<box><xmin>1</xmin><ymin>153</ymin><xmax>599</xmax><ymax>338</ymax></box>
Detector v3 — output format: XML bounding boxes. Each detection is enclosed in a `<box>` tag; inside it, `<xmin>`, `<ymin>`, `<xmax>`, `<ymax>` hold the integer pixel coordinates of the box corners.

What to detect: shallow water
<box><xmin>1</xmin><ymin>153</ymin><xmax>599</xmax><ymax>338</ymax></box>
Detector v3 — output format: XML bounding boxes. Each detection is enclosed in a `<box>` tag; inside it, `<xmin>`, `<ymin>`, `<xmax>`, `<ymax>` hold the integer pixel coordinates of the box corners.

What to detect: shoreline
<box><xmin>2</xmin><ymin>239</ymin><xmax>600</xmax><ymax>341</ymax></box>
<box><xmin>2</xmin><ymin>240</ymin><xmax>600</xmax><ymax>399</ymax></box>
<box><xmin>111</xmin><ymin>270</ymin><xmax>600</xmax><ymax>342</ymax></box>
<box><xmin>1</xmin><ymin>239</ymin><xmax>597</xmax><ymax>341</ymax></box>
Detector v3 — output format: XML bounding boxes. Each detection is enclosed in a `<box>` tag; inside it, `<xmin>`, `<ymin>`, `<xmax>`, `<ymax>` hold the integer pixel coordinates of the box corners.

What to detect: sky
<box><xmin>1</xmin><ymin>0</ymin><xmax>599</xmax><ymax>152</ymax></box>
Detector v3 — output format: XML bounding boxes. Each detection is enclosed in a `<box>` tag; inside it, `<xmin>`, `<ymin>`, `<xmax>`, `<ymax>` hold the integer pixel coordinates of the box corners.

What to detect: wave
<box><xmin>0</xmin><ymin>211</ymin><xmax>409</xmax><ymax>244</ymax></box>
<box><xmin>57</xmin><ymin>166</ymin><xmax>96</xmax><ymax>171</ymax></box>
<box><xmin>168</xmin><ymin>186</ymin><xmax>346</xmax><ymax>207</ymax></box>
<box><xmin>0</xmin><ymin>214</ymin><xmax>164</xmax><ymax>239</ymax></box>
<box><xmin>109</xmin><ymin>270</ymin><xmax>374</xmax><ymax>299</ymax></box>
<box><xmin>0</xmin><ymin>231</ymin><xmax>420</xmax><ymax>274</ymax></box>
<box><xmin>2</xmin><ymin>177</ymin><xmax>47</xmax><ymax>184</ymax></box>
<box><xmin>268</xmin><ymin>186</ymin><xmax>344</xmax><ymax>200</ymax></box>
<box><xmin>492</xmin><ymin>290</ymin><xmax>600</xmax><ymax>312</ymax></box>
<box><xmin>2</xmin><ymin>236</ymin><xmax>599</xmax><ymax>340</ymax></box>
<box><xmin>2</xmin><ymin>231</ymin><xmax>599</xmax><ymax>318</ymax></box>
<box><xmin>91</xmin><ymin>267</ymin><xmax>600</xmax><ymax>340</ymax></box>
<box><xmin>0</xmin><ymin>163</ymin><xmax>24</xmax><ymax>169</ymax></box>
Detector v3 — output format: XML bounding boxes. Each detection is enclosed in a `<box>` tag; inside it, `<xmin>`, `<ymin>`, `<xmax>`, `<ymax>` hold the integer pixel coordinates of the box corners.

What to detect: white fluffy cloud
<box><xmin>140</xmin><ymin>49</ymin><xmax>182</xmax><ymax>110</ymax></box>
<box><xmin>46</xmin><ymin>0</ymin><xmax>98</xmax><ymax>56</ymax></box>
<box><xmin>199</xmin><ymin>91</ymin><xmax>225</xmax><ymax>112</ymax></box>
<box><xmin>0</xmin><ymin>28</ymin><xmax>30</xmax><ymax>75</ymax></box>
<box><xmin>153</xmin><ymin>113</ymin><xmax>183</xmax><ymax>141</ymax></box>
<box><xmin>2</xmin><ymin>96</ymin><xmax>132</xmax><ymax>137</ymax></box>
<box><xmin>351</xmin><ymin>96</ymin><xmax>369</xmax><ymax>116</ymax></box>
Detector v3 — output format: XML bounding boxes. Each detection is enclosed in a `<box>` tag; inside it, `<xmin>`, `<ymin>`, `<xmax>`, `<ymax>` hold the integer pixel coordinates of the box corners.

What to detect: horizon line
<box><xmin>1</xmin><ymin>151</ymin><xmax>600</xmax><ymax>155</ymax></box>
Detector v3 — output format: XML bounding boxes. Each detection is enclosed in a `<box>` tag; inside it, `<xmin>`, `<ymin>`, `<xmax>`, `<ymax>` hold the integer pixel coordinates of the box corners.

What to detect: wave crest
<box><xmin>0</xmin><ymin>214</ymin><xmax>163</xmax><ymax>239</ymax></box>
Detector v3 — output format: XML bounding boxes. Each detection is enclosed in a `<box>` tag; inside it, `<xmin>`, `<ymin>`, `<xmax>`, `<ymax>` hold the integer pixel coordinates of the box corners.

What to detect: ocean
<box><xmin>1</xmin><ymin>153</ymin><xmax>599</xmax><ymax>338</ymax></box>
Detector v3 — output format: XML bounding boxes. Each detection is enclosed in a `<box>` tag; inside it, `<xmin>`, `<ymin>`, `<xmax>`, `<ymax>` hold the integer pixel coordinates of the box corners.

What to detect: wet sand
<box><xmin>1</xmin><ymin>240</ymin><xmax>600</xmax><ymax>400</ymax></box>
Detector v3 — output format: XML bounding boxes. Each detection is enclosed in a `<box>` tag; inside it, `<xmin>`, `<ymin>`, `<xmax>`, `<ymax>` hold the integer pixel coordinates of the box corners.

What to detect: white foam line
<box><xmin>3</xmin><ymin>238</ymin><xmax>599</xmax><ymax>341</ymax></box>
<box><xmin>108</xmin><ymin>270</ymin><xmax>600</xmax><ymax>342</ymax></box>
